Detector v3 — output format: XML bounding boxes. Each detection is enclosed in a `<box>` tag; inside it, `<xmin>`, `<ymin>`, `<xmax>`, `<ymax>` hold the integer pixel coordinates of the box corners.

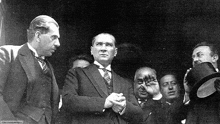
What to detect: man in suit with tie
<box><xmin>133</xmin><ymin>67</ymin><xmax>166</xmax><ymax>124</ymax></box>
<box><xmin>61</xmin><ymin>33</ymin><xmax>143</xmax><ymax>124</ymax></box>
<box><xmin>0</xmin><ymin>15</ymin><xmax>60</xmax><ymax>124</ymax></box>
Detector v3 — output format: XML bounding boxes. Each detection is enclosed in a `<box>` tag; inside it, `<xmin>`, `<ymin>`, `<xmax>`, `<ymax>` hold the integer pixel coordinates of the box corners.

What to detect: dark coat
<box><xmin>59</xmin><ymin>64</ymin><xmax>143</xmax><ymax>124</ymax></box>
<box><xmin>0</xmin><ymin>44</ymin><xmax>59</xmax><ymax>124</ymax></box>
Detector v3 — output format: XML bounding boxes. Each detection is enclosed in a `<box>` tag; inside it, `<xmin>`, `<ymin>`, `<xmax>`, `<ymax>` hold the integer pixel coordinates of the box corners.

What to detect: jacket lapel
<box><xmin>18</xmin><ymin>44</ymin><xmax>36</xmax><ymax>83</ymax></box>
<box><xmin>112</xmin><ymin>71</ymin><xmax>122</xmax><ymax>93</ymax></box>
<box><xmin>83</xmin><ymin>64</ymin><xmax>108</xmax><ymax>97</ymax></box>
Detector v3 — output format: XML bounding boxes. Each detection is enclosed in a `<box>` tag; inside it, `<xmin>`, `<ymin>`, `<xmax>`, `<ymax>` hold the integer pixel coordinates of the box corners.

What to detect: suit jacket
<box><xmin>136</xmin><ymin>98</ymin><xmax>166</xmax><ymax>124</ymax></box>
<box><xmin>0</xmin><ymin>44</ymin><xmax>59</xmax><ymax>123</ymax></box>
<box><xmin>60</xmin><ymin>64</ymin><xmax>143</xmax><ymax>124</ymax></box>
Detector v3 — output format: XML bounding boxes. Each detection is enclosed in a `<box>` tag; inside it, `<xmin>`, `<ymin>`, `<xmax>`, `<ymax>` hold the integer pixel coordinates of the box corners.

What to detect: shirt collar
<box><xmin>27</xmin><ymin>43</ymin><xmax>45</xmax><ymax>59</ymax></box>
<box><xmin>94</xmin><ymin>61</ymin><xmax>111</xmax><ymax>71</ymax></box>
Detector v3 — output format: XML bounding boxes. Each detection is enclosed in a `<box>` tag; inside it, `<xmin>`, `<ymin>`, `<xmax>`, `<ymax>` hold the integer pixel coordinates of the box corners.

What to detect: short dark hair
<box><xmin>159</xmin><ymin>72</ymin><xmax>178</xmax><ymax>85</ymax></box>
<box><xmin>193</xmin><ymin>42</ymin><xmax>218</xmax><ymax>56</ymax></box>
<box><xmin>69</xmin><ymin>54</ymin><xmax>93</xmax><ymax>69</ymax></box>
<box><xmin>27</xmin><ymin>15</ymin><xmax>59</xmax><ymax>41</ymax></box>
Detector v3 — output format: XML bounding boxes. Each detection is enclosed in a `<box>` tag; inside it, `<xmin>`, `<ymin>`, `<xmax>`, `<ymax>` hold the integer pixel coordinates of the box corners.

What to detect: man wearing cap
<box><xmin>183</xmin><ymin>42</ymin><xmax>220</xmax><ymax>124</ymax></box>
<box><xmin>0</xmin><ymin>15</ymin><xmax>60</xmax><ymax>124</ymax></box>
<box><xmin>60</xmin><ymin>33</ymin><xmax>143</xmax><ymax>124</ymax></box>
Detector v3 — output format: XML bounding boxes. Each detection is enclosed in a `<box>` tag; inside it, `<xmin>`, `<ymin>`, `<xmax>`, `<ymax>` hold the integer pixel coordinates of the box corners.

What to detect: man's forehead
<box><xmin>95</xmin><ymin>35</ymin><xmax>114</xmax><ymax>42</ymax></box>
<box><xmin>48</xmin><ymin>23</ymin><xmax>60</xmax><ymax>37</ymax></box>
<box><xmin>136</xmin><ymin>69</ymin><xmax>156</xmax><ymax>78</ymax></box>
<box><xmin>160</xmin><ymin>75</ymin><xmax>176</xmax><ymax>82</ymax></box>
<box><xmin>193</xmin><ymin>46</ymin><xmax>211</xmax><ymax>54</ymax></box>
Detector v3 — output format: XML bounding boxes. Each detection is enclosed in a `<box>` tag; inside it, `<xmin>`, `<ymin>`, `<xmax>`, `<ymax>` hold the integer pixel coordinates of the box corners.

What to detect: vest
<box><xmin>26</xmin><ymin>59</ymin><xmax>53</xmax><ymax>123</ymax></box>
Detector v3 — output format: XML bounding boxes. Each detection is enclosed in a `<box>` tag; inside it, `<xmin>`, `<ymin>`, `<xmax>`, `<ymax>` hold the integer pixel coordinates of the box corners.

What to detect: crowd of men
<box><xmin>0</xmin><ymin>15</ymin><xmax>220</xmax><ymax>124</ymax></box>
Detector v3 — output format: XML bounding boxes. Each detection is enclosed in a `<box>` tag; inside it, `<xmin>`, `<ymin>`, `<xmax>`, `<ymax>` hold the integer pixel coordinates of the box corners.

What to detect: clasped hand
<box><xmin>104</xmin><ymin>92</ymin><xmax>126</xmax><ymax>113</ymax></box>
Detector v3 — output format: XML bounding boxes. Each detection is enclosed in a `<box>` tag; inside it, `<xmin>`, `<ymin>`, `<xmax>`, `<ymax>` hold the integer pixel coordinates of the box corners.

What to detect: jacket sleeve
<box><xmin>119</xmin><ymin>79</ymin><xmax>143</xmax><ymax>123</ymax></box>
<box><xmin>0</xmin><ymin>46</ymin><xmax>16</xmax><ymax>120</ymax></box>
<box><xmin>62</xmin><ymin>68</ymin><xmax>106</xmax><ymax>114</ymax></box>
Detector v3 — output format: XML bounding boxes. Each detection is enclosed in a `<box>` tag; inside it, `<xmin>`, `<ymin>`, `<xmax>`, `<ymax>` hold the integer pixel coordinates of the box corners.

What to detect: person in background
<box><xmin>0</xmin><ymin>15</ymin><xmax>60</xmax><ymax>124</ymax></box>
<box><xmin>60</xmin><ymin>33</ymin><xmax>143</xmax><ymax>124</ymax></box>
<box><xmin>112</xmin><ymin>43</ymin><xmax>145</xmax><ymax>81</ymax></box>
<box><xmin>183</xmin><ymin>42</ymin><xmax>220</xmax><ymax>124</ymax></box>
<box><xmin>68</xmin><ymin>54</ymin><xmax>93</xmax><ymax>69</ymax></box>
<box><xmin>132</xmin><ymin>67</ymin><xmax>165</xmax><ymax>124</ymax></box>
<box><xmin>57</xmin><ymin>54</ymin><xmax>93</xmax><ymax>123</ymax></box>
<box><xmin>159</xmin><ymin>72</ymin><xmax>186</xmax><ymax>124</ymax></box>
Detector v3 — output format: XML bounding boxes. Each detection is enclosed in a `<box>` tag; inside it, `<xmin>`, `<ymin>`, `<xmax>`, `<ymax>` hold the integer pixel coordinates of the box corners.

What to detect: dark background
<box><xmin>4</xmin><ymin>0</ymin><xmax>220</xmax><ymax>88</ymax></box>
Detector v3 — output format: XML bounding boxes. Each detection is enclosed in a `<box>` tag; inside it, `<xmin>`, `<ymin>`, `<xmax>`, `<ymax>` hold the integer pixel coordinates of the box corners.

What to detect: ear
<box><xmin>114</xmin><ymin>48</ymin><xmax>117</xmax><ymax>57</ymax></box>
<box><xmin>90</xmin><ymin>46</ymin><xmax>93</xmax><ymax>55</ymax></box>
<box><xmin>35</xmin><ymin>31</ymin><xmax>41</xmax><ymax>42</ymax></box>
<box><xmin>213</xmin><ymin>54</ymin><xmax>219</xmax><ymax>62</ymax></box>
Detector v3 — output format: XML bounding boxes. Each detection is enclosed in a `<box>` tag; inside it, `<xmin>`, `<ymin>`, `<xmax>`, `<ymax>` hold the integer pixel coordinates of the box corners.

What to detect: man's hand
<box><xmin>183</xmin><ymin>68</ymin><xmax>192</xmax><ymax>104</ymax></box>
<box><xmin>112</xmin><ymin>99</ymin><xmax>126</xmax><ymax>113</ymax></box>
<box><xmin>104</xmin><ymin>93</ymin><xmax>125</xmax><ymax>109</ymax></box>
<box><xmin>183</xmin><ymin>68</ymin><xmax>192</xmax><ymax>94</ymax></box>
<box><xmin>214</xmin><ymin>79</ymin><xmax>220</xmax><ymax>93</ymax></box>
<box><xmin>142</xmin><ymin>75</ymin><xmax>160</xmax><ymax>97</ymax></box>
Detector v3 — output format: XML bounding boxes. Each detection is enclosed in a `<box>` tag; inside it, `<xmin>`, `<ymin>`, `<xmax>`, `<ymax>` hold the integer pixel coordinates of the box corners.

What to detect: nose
<box><xmin>54</xmin><ymin>39</ymin><xmax>60</xmax><ymax>47</ymax></box>
<box><xmin>100</xmin><ymin>44</ymin><xmax>107</xmax><ymax>51</ymax></box>
<box><xmin>168</xmin><ymin>84</ymin><xmax>173</xmax><ymax>90</ymax></box>
<box><xmin>193</xmin><ymin>56</ymin><xmax>199</xmax><ymax>63</ymax></box>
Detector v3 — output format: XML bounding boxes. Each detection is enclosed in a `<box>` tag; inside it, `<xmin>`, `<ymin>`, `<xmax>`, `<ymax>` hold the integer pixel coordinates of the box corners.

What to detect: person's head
<box><xmin>192</xmin><ymin>42</ymin><xmax>218</xmax><ymax>68</ymax></box>
<box><xmin>112</xmin><ymin>43</ymin><xmax>145</xmax><ymax>80</ymax></box>
<box><xmin>134</xmin><ymin>67</ymin><xmax>157</xmax><ymax>100</ymax></box>
<box><xmin>91</xmin><ymin>33</ymin><xmax>117</xmax><ymax>67</ymax></box>
<box><xmin>27</xmin><ymin>15</ymin><xmax>60</xmax><ymax>57</ymax></box>
<box><xmin>69</xmin><ymin>54</ymin><xmax>93</xmax><ymax>69</ymax></box>
<box><xmin>159</xmin><ymin>73</ymin><xmax>180</xmax><ymax>102</ymax></box>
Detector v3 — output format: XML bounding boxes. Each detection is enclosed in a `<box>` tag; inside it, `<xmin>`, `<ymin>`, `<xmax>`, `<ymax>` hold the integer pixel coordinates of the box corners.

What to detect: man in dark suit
<box><xmin>133</xmin><ymin>67</ymin><xmax>165</xmax><ymax>124</ymax></box>
<box><xmin>0</xmin><ymin>15</ymin><xmax>60</xmax><ymax>124</ymax></box>
<box><xmin>159</xmin><ymin>72</ymin><xmax>186</xmax><ymax>124</ymax></box>
<box><xmin>183</xmin><ymin>42</ymin><xmax>220</xmax><ymax>124</ymax></box>
<box><xmin>61</xmin><ymin>33</ymin><xmax>143</xmax><ymax>124</ymax></box>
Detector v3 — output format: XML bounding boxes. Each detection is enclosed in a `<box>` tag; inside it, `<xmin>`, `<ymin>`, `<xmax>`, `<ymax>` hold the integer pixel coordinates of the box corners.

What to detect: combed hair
<box><xmin>27</xmin><ymin>15</ymin><xmax>59</xmax><ymax>41</ymax></box>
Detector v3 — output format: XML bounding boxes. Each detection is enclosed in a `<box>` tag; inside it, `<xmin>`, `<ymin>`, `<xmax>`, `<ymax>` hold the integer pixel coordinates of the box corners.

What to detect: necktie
<box><xmin>35</xmin><ymin>57</ymin><xmax>49</xmax><ymax>73</ymax></box>
<box><xmin>139</xmin><ymin>100</ymin><xmax>147</xmax><ymax>108</ymax></box>
<box><xmin>102</xmin><ymin>68</ymin><xmax>111</xmax><ymax>84</ymax></box>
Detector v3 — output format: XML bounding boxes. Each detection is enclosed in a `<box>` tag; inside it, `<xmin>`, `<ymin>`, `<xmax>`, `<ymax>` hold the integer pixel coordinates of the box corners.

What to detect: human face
<box><xmin>134</xmin><ymin>69</ymin><xmax>156</xmax><ymax>100</ymax></box>
<box><xmin>91</xmin><ymin>34</ymin><xmax>117</xmax><ymax>67</ymax></box>
<box><xmin>72</xmin><ymin>59</ymin><xmax>90</xmax><ymax>69</ymax></box>
<box><xmin>192</xmin><ymin>46</ymin><xmax>218</xmax><ymax>67</ymax></box>
<box><xmin>160</xmin><ymin>74</ymin><xmax>179</xmax><ymax>100</ymax></box>
<box><xmin>37</xmin><ymin>23</ymin><xmax>60</xmax><ymax>57</ymax></box>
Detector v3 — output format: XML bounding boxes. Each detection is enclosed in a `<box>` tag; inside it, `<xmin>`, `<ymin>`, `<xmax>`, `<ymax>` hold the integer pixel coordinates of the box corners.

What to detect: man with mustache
<box><xmin>183</xmin><ymin>42</ymin><xmax>220</xmax><ymax>124</ymax></box>
<box><xmin>60</xmin><ymin>33</ymin><xmax>143</xmax><ymax>124</ymax></box>
<box><xmin>0</xmin><ymin>15</ymin><xmax>60</xmax><ymax>124</ymax></box>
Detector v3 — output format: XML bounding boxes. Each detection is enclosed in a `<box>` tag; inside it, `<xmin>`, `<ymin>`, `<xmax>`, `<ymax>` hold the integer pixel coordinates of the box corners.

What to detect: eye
<box><xmin>162</xmin><ymin>82</ymin><xmax>168</xmax><ymax>87</ymax></box>
<box><xmin>197</xmin><ymin>53</ymin><xmax>203</xmax><ymax>58</ymax></box>
<box><xmin>171</xmin><ymin>81</ymin><xmax>177</xmax><ymax>85</ymax></box>
<box><xmin>96</xmin><ymin>42</ymin><xmax>102</xmax><ymax>46</ymax></box>
<box><xmin>137</xmin><ymin>79</ymin><xmax>144</xmax><ymax>85</ymax></box>
<box><xmin>106</xmin><ymin>43</ymin><xmax>113</xmax><ymax>47</ymax></box>
<box><xmin>51</xmin><ymin>35</ymin><xmax>58</xmax><ymax>41</ymax></box>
